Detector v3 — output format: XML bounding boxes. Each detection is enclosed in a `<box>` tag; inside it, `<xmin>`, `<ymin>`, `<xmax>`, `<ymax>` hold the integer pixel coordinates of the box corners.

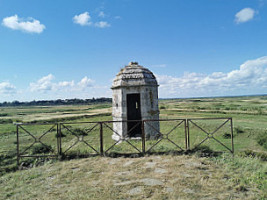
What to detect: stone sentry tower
<box><xmin>111</xmin><ymin>62</ymin><xmax>160</xmax><ymax>141</ymax></box>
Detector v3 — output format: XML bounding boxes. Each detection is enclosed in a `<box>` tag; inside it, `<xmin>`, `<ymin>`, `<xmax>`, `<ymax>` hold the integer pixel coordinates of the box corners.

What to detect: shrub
<box><xmin>0</xmin><ymin>119</ymin><xmax>13</xmax><ymax>124</ymax></box>
<box><xmin>31</xmin><ymin>144</ymin><xmax>52</xmax><ymax>154</ymax></box>
<box><xmin>238</xmin><ymin>149</ymin><xmax>267</xmax><ymax>161</ymax></box>
<box><xmin>160</xmin><ymin>105</ymin><xmax>166</xmax><ymax>109</ymax></box>
<box><xmin>223</xmin><ymin>132</ymin><xmax>232</xmax><ymax>139</ymax></box>
<box><xmin>72</xmin><ymin>128</ymin><xmax>88</xmax><ymax>136</ymax></box>
<box><xmin>234</xmin><ymin>127</ymin><xmax>244</xmax><ymax>134</ymax></box>
<box><xmin>256</xmin><ymin>132</ymin><xmax>267</xmax><ymax>150</ymax></box>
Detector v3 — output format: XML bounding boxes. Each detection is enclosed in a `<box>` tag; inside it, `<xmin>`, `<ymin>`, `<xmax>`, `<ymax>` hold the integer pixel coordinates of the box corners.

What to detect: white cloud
<box><xmin>58</xmin><ymin>81</ymin><xmax>75</xmax><ymax>88</ymax></box>
<box><xmin>157</xmin><ymin>56</ymin><xmax>267</xmax><ymax>97</ymax></box>
<box><xmin>2</xmin><ymin>15</ymin><xmax>45</xmax><ymax>33</ymax></box>
<box><xmin>0</xmin><ymin>81</ymin><xmax>16</xmax><ymax>94</ymax></box>
<box><xmin>29</xmin><ymin>74</ymin><xmax>94</xmax><ymax>93</ymax></box>
<box><xmin>73</xmin><ymin>12</ymin><xmax>111</xmax><ymax>28</ymax></box>
<box><xmin>78</xmin><ymin>76</ymin><xmax>94</xmax><ymax>88</ymax></box>
<box><xmin>98</xmin><ymin>11</ymin><xmax>106</xmax><ymax>18</ymax></box>
<box><xmin>235</xmin><ymin>8</ymin><xmax>255</xmax><ymax>24</ymax></box>
<box><xmin>73</xmin><ymin>12</ymin><xmax>92</xmax><ymax>26</ymax></box>
<box><xmin>30</xmin><ymin>74</ymin><xmax>55</xmax><ymax>92</ymax></box>
<box><xmin>94</xmin><ymin>21</ymin><xmax>111</xmax><ymax>28</ymax></box>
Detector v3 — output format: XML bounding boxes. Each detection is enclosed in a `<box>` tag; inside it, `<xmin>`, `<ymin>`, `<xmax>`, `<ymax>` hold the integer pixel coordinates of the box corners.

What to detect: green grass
<box><xmin>0</xmin><ymin>154</ymin><xmax>266</xmax><ymax>199</ymax></box>
<box><xmin>1</xmin><ymin>96</ymin><xmax>267</xmax><ymax>172</ymax></box>
<box><xmin>211</xmin><ymin>154</ymin><xmax>267</xmax><ymax>193</ymax></box>
<box><xmin>0</xmin><ymin>96</ymin><xmax>266</xmax><ymax>199</ymax></box>
<box><xmin>257</xmin><ymin>131</ymin><xmax>267</xmax><ymax>150</ymax></box>
<box><xmin>0</xmin><ymin>103</ymin><xmax>112</xmax><ymax>175</ymax></box>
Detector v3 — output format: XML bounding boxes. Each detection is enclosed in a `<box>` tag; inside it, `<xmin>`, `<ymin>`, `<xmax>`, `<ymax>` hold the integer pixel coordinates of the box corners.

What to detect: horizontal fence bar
<box><xmin>60</xmin><ymin>120</ymin><xmax>143</xmax><ymax>125</ymax></box>
<box><xmin>187</xmin><ymin>117</ymin><xmax>232</xmax><ymax>120</ymax></box>
<box><xmin>59</xmin><ymin>121</ymin><xmax>102</xmax><ymax>125</ymax></box>
<box><xmin>143</xmin><ymin>119</ymin><xmax>187</xmax><ymax>122</ymax></box>
<box><xmin>58</xmin><ymin>119</ymin><xmax>188</xmax><ymax>126</ymax></box>
<box><xmin>19</xmin><ymin>155</ymin><xmax>58</xmax><ymax>158</ymax></box>
<box><xmin>15</xmin><ymin>118</ymin><xmax>233</xmax><ymax>126</ymax></box>
<box><xmin>14</xmin><ymin>123</ymin><xmax>58</xmax><ymax>126</ymax></box>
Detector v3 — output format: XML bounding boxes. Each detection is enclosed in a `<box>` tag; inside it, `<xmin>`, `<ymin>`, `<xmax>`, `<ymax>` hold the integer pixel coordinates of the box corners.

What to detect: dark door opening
<box><xmin>127</xmin><ymin>93</ymin><xmax>142</xmax><ymax>137</ymax></box>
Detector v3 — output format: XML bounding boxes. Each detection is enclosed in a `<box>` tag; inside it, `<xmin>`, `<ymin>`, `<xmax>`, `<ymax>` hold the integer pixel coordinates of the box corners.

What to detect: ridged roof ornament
<box><xmin>129</xmin><ymin>61</ymin><xmax>138</xmax><ymax>66</ymax></box>
<box><xmin>111</xmin><ymin>62</ymin><xmax>158</xmax><ymax>89</ymax></box>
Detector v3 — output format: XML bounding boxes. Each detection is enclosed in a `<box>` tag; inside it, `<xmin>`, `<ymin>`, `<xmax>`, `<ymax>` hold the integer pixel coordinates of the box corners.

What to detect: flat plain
<box><xmin>0</xmin><ymin>96</ymin><xmax>266</xmax><ymax>199</ymax></box>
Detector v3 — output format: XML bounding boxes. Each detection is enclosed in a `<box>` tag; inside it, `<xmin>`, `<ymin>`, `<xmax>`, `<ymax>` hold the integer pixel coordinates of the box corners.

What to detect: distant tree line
<box><xmin>0</xmin><ymin>98</ymin><xmax>112</xmax><ymax>107</ymax></box>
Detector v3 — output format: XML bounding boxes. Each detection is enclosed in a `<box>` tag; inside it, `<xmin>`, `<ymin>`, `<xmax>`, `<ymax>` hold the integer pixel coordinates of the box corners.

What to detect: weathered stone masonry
<box><xmin>111</xmin><ymin>62</ymin><xmax>160</xmax><ymax>140</ymax></box>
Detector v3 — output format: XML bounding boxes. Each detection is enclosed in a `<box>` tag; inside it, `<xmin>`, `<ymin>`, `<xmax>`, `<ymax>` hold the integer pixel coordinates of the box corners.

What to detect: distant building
<box><xmin>111</xmin><ymin>62</ymin><xmax>160</xmax><ymax>140</ymax></box>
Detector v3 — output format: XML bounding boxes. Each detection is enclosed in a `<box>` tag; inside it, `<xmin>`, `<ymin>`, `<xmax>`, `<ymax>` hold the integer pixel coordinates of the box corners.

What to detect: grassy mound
<box><xmin>0</xmin><ymin>153</ymin><xmax>266</xmax><ymax>200</ymax></box>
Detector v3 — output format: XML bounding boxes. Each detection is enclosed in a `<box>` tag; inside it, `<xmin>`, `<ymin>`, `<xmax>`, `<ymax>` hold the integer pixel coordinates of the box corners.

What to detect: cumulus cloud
<box><xmin>29</xmin><ymin>74</ymin><xmax>55</xmax><ymax>92</ymax></box>
<box><xmin>29</xmin><ymin>74</ymin><xmax>94</xmax><ymax>93</ymax></box>
<box><xmin>73</xmin><ymin>12</ymin><xmax>92</xmax><ymax>26</ymax></box>
<box><xmin>235</xmin><ymin>8</ymin><xmax>255</xmax><ymax>24</ymax></box>
<box><xmin>78</xmin><ymin>76</ymin><xmax>94</xmax><ymax>88</ymax></box>
<box><xmin>58</xmin><ymin>81</ymin><xmax>75</xmax><ymax>88</ymax></box>
<box><xmin>157</xmin><ymin>56</ymin><xmax>267</xmax><ymax>97</ymax></box>
<box><xmin>94</xmin><ymin>21</ymin><xmax>111</xmax><ymax>28</ymax></box>
<box><xmin>2</xmin><ymin>15</ymin><xmax>45</xmax><ymax>33</ymax></box>
<box><xmin>0</xmin><ymin>81</ymin><xmax>16</xmax><ymax>94</ymax></box>
<box><xmin>73</xmin><ymin>11</ymin><xmax>111</xmax><ymax>28</ymax></box>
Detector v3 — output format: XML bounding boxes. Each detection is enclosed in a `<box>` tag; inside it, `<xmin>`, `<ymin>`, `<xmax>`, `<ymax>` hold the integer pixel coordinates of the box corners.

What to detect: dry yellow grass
<box><xmin>21</xmin><ymin>108</ymin><xmax>112</xmax><ymax>122</ymax></box>
<box><xmin>0</xmin><ymin>105</ymin><xmax>112</xmax><ymax>122</ymax></box>
<box><xmin>0</xmin><ymin>154</ymin><xmax>263</xmax><ymax>200</ymax></box>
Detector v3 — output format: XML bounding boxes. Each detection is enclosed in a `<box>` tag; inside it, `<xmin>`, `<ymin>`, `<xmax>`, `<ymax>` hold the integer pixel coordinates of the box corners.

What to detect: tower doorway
<box><xmin>127</xmin><ymin>93</ymin><xmax>142</xmax><ymax>137</ymax></box>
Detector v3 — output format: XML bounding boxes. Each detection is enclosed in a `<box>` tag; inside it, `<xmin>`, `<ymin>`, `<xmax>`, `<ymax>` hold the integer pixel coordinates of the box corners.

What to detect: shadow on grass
<box><xmin>0</xmin><ymin>151</ymin><xmax>18</xmax><ymax>175</ymax></box>
<box><xmin>4</xmin><ymin>146</ymin><xmax>226</xmax><ymax>175</ymax></box>
<box><xmin>78</xmin><ymin>145</ymin><xmax>223</xmax><ymax>158</ymax></box>
<box><xmin>186</xmin><ymin>145</ymin><xmax>223</xmax><ymax>157</ymax></box>
<box><xmin>238</xmin><ymin>149</ymin><xmax>267</xmax><ymax>161</ymax></box>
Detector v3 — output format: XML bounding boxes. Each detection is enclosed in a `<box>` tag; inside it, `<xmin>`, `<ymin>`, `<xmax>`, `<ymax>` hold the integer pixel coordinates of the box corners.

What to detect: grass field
<box><xmin>0</xmin><ymin>96</ymin><xmax>266</xmax><ymax>199</ymax></box>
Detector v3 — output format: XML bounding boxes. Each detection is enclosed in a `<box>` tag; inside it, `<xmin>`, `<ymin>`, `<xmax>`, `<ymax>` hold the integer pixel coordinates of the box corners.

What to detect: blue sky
<box><xmin>0</xmin><ymin>0</ymin><xmax>267</xmax><ymax>102</ymax></box>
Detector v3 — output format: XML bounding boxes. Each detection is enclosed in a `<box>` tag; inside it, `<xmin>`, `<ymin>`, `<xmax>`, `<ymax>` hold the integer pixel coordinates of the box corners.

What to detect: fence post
<box><xmin>16</xmin><ymin>124</ymin><xmax>20</xmax><ymax>168</ymax></box>
<box><xmin>56</xmin><ymin>123</ymin><xmax>59</xmax><ymax>155</ymax></box>
<box><xmin>141</xmin><ymin>120</ymin><xmax>145</xmax><ymax>155</ymax></box>
<box><xmin>230</xmin><ymin>118</ymin><xmax>234</xmax><ymax>154</ymax></box>
<box><xmin>99</xmin><ymin>122</ymin><xmax>104</xmax><ymax>156</ymax></box>
<box><xmin>59</xmin><ymin>123</ymin><xmax>62</xmax><ymax>155</ymax></box>
<box><xmin>186</xmin><ymin>119</ymin><xmax>190</xmax><ymax>150</ymax></box>
<box><xmin>184</xmin><ymin>120</ymin><xmax>187</xmax><ymax>150</ymax></box>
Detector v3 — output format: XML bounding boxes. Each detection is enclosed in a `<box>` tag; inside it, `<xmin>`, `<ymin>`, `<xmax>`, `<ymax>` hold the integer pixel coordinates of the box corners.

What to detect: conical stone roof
<box><xmin>111</xmin><ymin>62</ymin><xmax>158</xmax><ymax>89</ymax></box>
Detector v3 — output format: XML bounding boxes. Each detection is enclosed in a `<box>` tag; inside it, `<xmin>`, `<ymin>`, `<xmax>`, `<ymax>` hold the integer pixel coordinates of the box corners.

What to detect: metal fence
<box><xmin>16</xmin><ymin>118</ymin><xmax>234</xmax><ymax>166</ymax></box>
<box><xmin>187</xmin><ymin>118</ymin><xmax>234</xmax><ymax>153</ymax></box>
